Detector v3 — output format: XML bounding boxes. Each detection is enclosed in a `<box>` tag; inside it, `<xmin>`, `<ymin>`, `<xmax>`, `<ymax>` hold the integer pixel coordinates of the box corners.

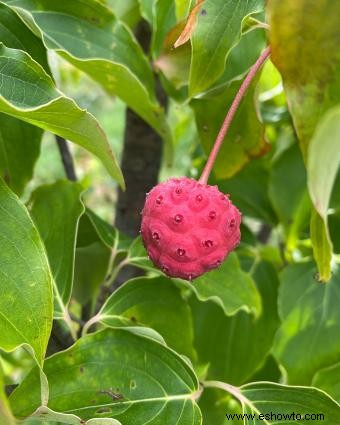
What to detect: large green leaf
<box><xmin>5</xmin><ymin>0</ymin><xmax>173</xmax><ymax>155</ymax></box>
<box><xmin>268</xmin><ymin>0</ymin><xmax>340</xmax><ymax>281</ymax></box>
<box><xmin>0</xmin><ymin>1</ymin><xmax>48</xmax><ymax>195</ymax></box>
<box><xmin>30</xmin><ymin>180</ymin><xmax>85</xmax><ymax>308</ymax></box>
<box><xmin>0</xmin><ymin>179</ymin><xmax>53</xmax><ymax>365</ymax></box>
<box><xmin>189</xmin><ymin>0</ymin><xmax>263</xmax><ymax>96</ymax></box>
<box><xmin>273</xmin><ymin>262</ymin><xmax>340</xmax><ymax>384</ymax></box>
<box><xmin>313</xmin><ymin>362</ymin><xmax>340</xmax><ymax>405</ymax></box>
<box><xmin>10</xmin><ymin>328</ymin><xmax>202</xmax><ymax>424</ymax></box>
<box><xmin>268</xmin><ymin>0</ymin><xmax>340</xmax><ymax>159</ymax></box>
<box><xmin>190</xmin><ymin>261</ymin><xmax>279</xmax><ymax>385</ymax></box>
<box><xmin>0</xmin><ymin>43</ymin><xmax>124</xmax><ymax>187</ymax></box>
<box><xmin>96</xmin><ymin>276</ymin><xmax>196</xmax><ymax>359</ymax></box>
<box><xmin>0</xmin><ymin>1</ymin><xmax>48</xmax><ymax>70</ymax></box>
<box><xmin>240</xmin><ymin>382</ymin><xmax>340</xmax><ymax>424</ymax></box>
<box><xmin>185</xmin><ymin>253</ymin><xmax>261</xmax><ymax>317</ymax></box>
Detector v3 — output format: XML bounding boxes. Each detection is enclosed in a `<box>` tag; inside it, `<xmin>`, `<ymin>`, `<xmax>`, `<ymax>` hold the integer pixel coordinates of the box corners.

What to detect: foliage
<box><xmin>0</xmin><ymin>0</ymin><xmax>340</xmax><ymax>424</ymax></box>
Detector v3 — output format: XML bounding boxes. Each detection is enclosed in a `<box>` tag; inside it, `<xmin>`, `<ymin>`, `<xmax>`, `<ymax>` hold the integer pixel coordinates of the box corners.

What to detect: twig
<box><xmin>55</xmin><ymin>135</ymin><xmax>77</xmax><ymax>181</ymax></box>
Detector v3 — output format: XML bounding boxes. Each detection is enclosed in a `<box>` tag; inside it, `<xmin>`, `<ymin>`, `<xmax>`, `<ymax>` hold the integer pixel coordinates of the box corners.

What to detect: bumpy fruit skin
<box><xmin>140</xmin><ymin>177</ymin><xmax>241</xmax><ymax>281</ymax></box>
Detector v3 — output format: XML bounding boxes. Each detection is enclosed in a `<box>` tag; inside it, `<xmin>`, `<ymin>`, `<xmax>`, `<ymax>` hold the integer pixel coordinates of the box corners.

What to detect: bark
<box><xmin>114</xmin><ymin>21</ymin><xmax>166</xmax><ymax>284</ymax></box>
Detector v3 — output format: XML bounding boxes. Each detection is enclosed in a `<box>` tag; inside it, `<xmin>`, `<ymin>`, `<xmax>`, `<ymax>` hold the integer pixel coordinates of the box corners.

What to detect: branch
<box><xmin>55</xmin><ymin>135</ymin><xmax>77</xmax><ymax>181</ymax></box>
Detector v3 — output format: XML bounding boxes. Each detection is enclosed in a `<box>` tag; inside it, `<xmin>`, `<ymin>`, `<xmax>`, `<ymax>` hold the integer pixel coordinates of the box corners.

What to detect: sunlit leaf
<box><xmin>10</xmin><ymin>329</ymin><xmax>202</xmax><ymax>424</ymax></box>
<box><xmin>0</xmin><ymin>179</ymin><xmax>53</xmax><ymax>365</ymax></box>
<box><xmin>5</xmin><ymin>0</ymin><xmax>173</xmax><ymax>155</ymax></box>
<box><xmin>30</xmin><ymin>181</ymin><xmax>85</xmax><ymax>311</ymax></box>
<box><xmin>185</xmin><ymin>253</ymin><xmax>261</xmax><ymax>317</ymax></box>
<box><xmin>98</xmin><ymin>276</ymin><xmax>196</xmax><ymax>358</ymax></box>
<box><xmin>0</xmin><ymin>44</ymin><xmax>124</xmax><ymax>187</ymax></box>
<box><xmin>189</xmin><ymin>0</ymin><xmax>263</xmax><ymax>95</ymax></box>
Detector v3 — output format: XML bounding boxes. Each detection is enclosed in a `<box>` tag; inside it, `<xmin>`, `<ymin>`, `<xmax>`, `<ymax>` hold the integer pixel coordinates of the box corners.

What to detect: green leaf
<box><xmin>268</xmin><ymin>0</ymin><xmax>340</xmax><ymax>280</ymax></box>
<box><xmin>10</xmin><ymin>328</ymin><xmax>202</xmax><ymax>424</ymax></box>
<box><xmin>0</xmin><ymin>1</ymin><xmax>49</xmax><ymax>195</ymax></box>
<box><xmin>189</xmin><ymin>0</ymin><xmax>263</xmax><ymax>96</ymax></box>
<box><xmin>216</xmin><ymin>159</ymin><xmax>277</xmax><ymax>224</ymax></box>
<box><xmin>268</xmin><ymin>142</ymin><xmax>311</xmax><ymax>254</ymax></box>
<box><xmin>249</xmin><ymin>355</ymin><xmax>281</xmax><ymax>383</ymax></box>
<box><xmin>310</xmin><ymin>209</ymin><xmax>332</xmax><ymax>282</ymax></box>
<box><xmin>308</xmin><ymin>106</ymin><xmax>340</xmax><ymax>219</ymax></box>
<box><xmin>6</xmin><ymin>0</ymin><xmax>173</xmax><ymax>157</ymax></box>
<box><xmin>138</xmin><ymin>0</ymin><xmax>153</xmax><ymax>24</ymax></box>
<box><xmin>313</xmin><ymin>362</ymin><xmax>340</xmax><ymax>404</ymax></box>
<box><xmin>307</xmin><ymin>106</ymin><xmax>340</xmax><ymax>280</ymax></box>
<box><xmin>73</xmin><ymin>242</ymin><xmax>111</xmax><ymax>307</ymax></box>
<box><xmin>0</xmin><ymin>1</ymin><xmax>49</xmax><ymax>70</ymax></box>
<box><xmin>77</xmin><ymin>210</ymin><xmax>117</xmax><ymax>250</ymax></box>
<box><xmin>24</xmin><ymin>406</ymin><xmax>122</xmax><ymax>425</ymax></box>
<box><xmin>125</xmin><ymin>236</ymin><xmax>158</xmax><ymax>272</ymax></box>
<box><xmin>199</xmin><ymin>387</ymin><xmax>242</xmax><ymax>425</ymax></box>
<box><xmin>30</xmin><ymin>180</ymin><xmax>85</xmax><ymax>308</ymax></box>
<box><xmin>269</xmin><ymin>143</ymin><xmax>306</xmax><ymax>227</ymax></box>
<box><xmin>268</xmin><ymin>0</ymin><xmax>340</xmax><ymax>159</ymax></box>
<box><xmin>207</xmin><ymin>28</ymin><xmax>266</xmax><ymax>94</ymax></box>
<box><xmin>97</xmin><ymin>276</ymin><xmax>196</xmax><ymax>359</ymax></box>
<box><xmin>84</xmin><ymin>209</ymin><xmax>119</xmax><ymax>250</ymax></box>
<box><xmin>192</xmin><ymin>76</ymin><xmax>268</xmax><ymax>180</ymax></box>
<box><xmin>0</xmin><ymin>43</ymin><xmax>124</xmax><ymax>187</ymax></box>
<box><xmin>240</xmin><ymin>382</ymin><xmax>340</xmax><ymax>424</ymax></box>
<box><xmin>273</xmin><ymin>262</ymin><xmax>340</xmax><ymax>384</ymax></box>
<box><xmin>185</xmin><ymin>253</ymin><xmax>261</xmax><ymax>317</ymax></box>
<box><xmin>106</xmin><ymin>0</ymin><xmax>140</xmax><ymax>28</ymax></box>
<box><xmin>0</xmin><ymin>115</ymin><xmax>42</xmax><ymax>195</ymax></box>
<box><xmin>0</xmin><ymin>365</ymin><xmax>15</xmax><ymax>425</ymax></box>
<box><xmin>190</xmin><ymin>261</ymin><xmax>279</xmax><ymax>385</ymax></box>
<box><xmin>0</xmin><ymin>179</ymin><xmax>53</xmax><ymax>365</ymax></box>
<box><xmin>151</xmin><ymin>0</ymin><xmax>176</xmax><ymax>59</ymax></box>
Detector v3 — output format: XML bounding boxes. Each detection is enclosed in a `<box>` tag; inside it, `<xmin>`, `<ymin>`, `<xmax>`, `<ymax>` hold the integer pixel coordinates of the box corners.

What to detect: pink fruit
<box><xmin>140</xmin><ymin>177</ymin><xmax>241</xmax><ymax>281</ymax></box>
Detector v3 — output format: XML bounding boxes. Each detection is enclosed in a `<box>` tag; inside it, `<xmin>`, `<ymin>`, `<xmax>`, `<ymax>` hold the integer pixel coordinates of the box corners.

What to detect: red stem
<box><xmin>199</xmin><ymin>46</ymin><xmax>271</xmax><ymax>184</ymax></box>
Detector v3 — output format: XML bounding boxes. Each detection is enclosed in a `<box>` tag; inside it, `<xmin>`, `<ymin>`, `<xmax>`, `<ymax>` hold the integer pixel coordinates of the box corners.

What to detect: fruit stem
<box><xmin>198</xmin><ymin>46</ymin><xmax>271</xmax><ymax>185</ymax></box>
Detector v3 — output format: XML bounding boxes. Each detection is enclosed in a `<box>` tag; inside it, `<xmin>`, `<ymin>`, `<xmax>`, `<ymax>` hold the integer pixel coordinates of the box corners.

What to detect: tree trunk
<box><xmin>114</xmin><ymin>20</ymin><xmax>166</xmax><ymax>284</ymax></box>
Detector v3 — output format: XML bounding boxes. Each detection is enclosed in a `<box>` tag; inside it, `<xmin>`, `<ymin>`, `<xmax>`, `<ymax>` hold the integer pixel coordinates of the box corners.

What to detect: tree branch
<box><xmin>55</xmin><ymin>135</ymin><xmax>77</xmax><ymax>181</ymax></box>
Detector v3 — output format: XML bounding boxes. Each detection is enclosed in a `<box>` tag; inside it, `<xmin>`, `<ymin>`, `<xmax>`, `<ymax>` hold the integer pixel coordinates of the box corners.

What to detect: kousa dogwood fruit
<box><xmin>141</xmin><ymin>177</ymin><xmax>241</xmax><ymax>280</ymax></box>
<box><xmin>140</xmin><ymin>47</ymin><xmax>270</xmax><ymax>281</ymax></box>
